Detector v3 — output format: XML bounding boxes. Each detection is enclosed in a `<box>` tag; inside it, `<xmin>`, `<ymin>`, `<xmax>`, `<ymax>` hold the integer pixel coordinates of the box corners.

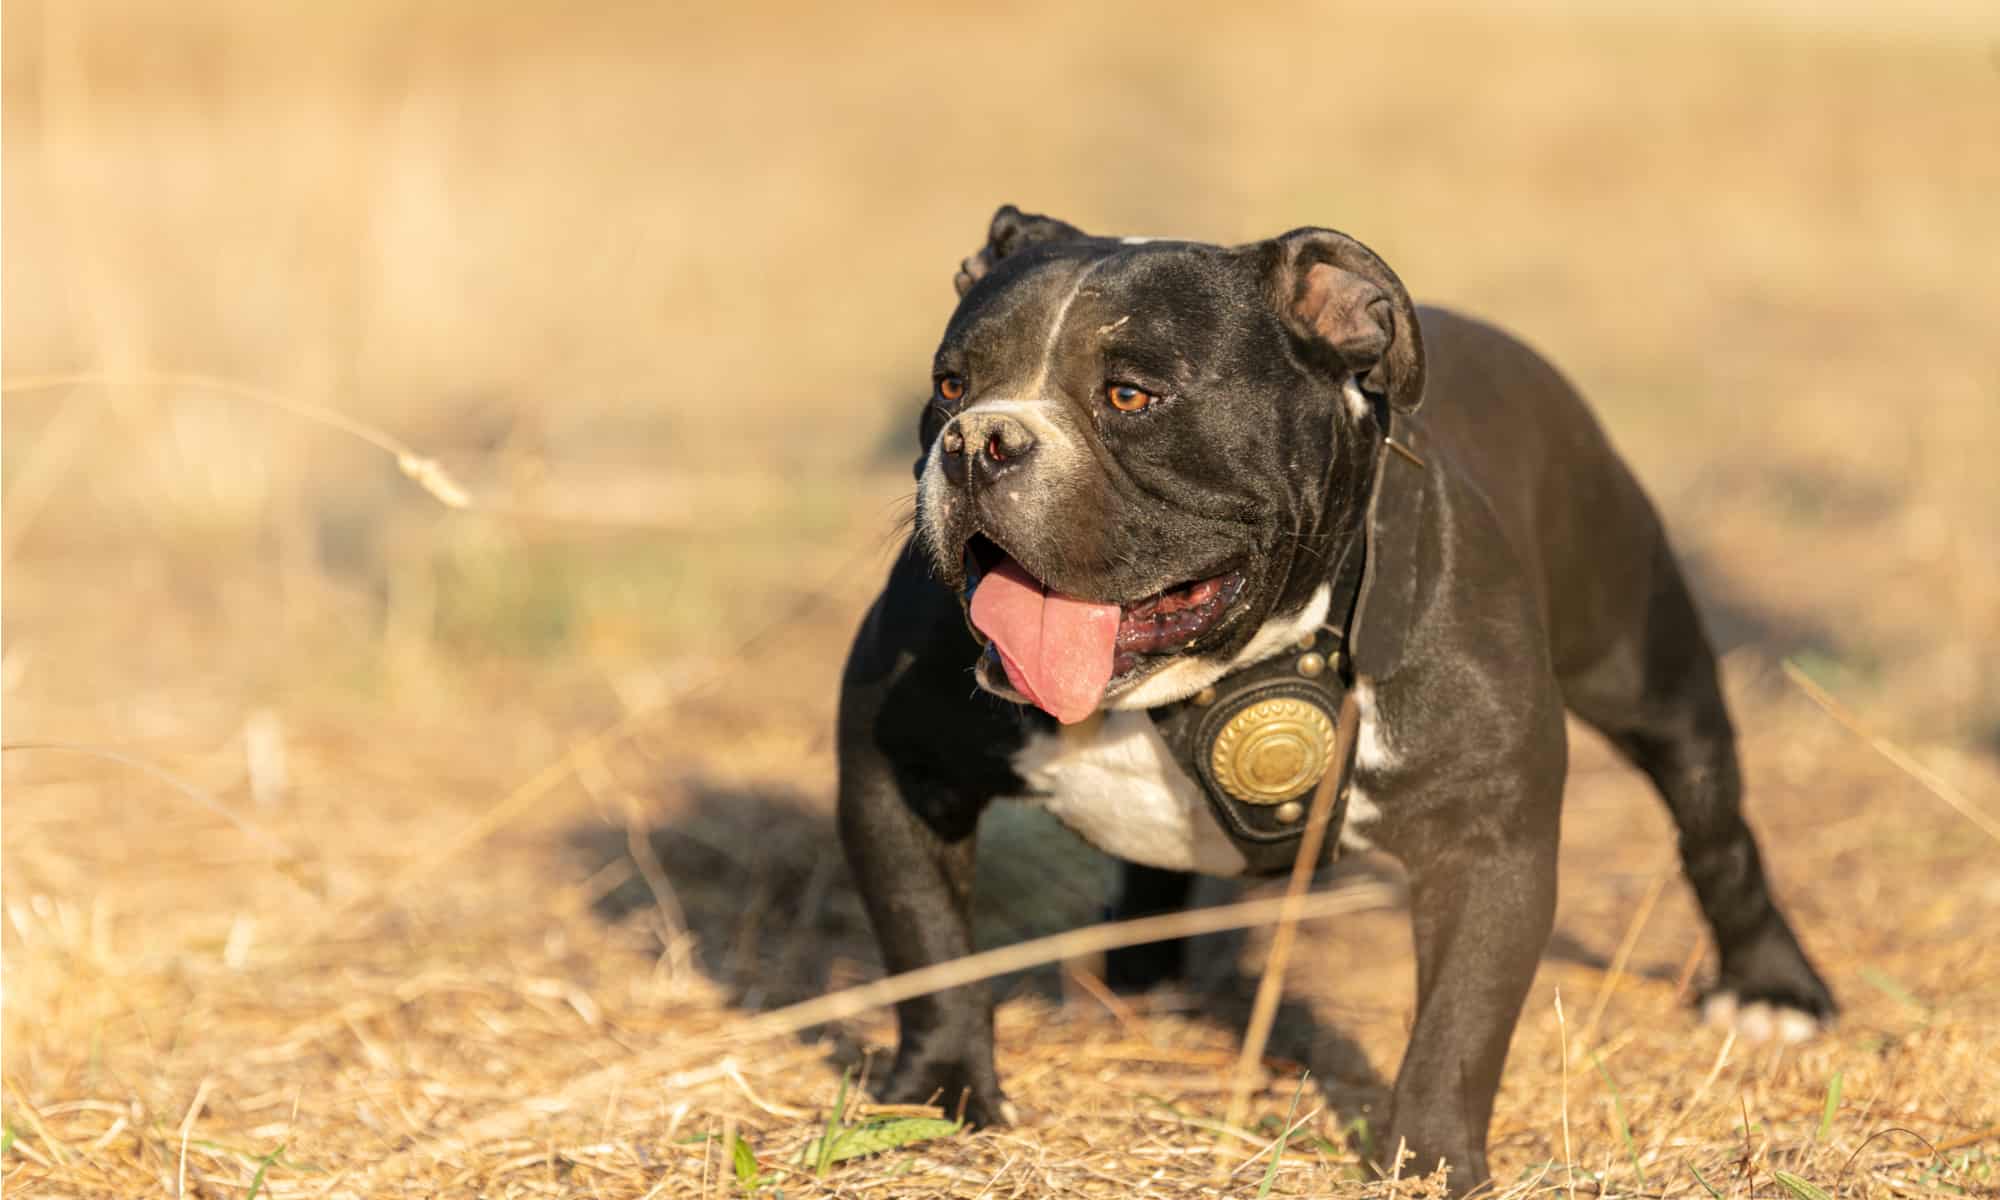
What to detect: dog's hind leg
<box><xmin>1103</xmin><ymin>863</ymin><xmax>1195</xmax><ymax>992</ymax></box>
<box><xmin>1561</xmin><ymin>538</ymin><xmax>1835</xmax><ymax>1039</ymax></box>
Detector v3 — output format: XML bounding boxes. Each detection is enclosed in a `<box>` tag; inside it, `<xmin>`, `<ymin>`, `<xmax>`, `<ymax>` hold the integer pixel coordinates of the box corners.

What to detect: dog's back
<box><xmin>1415</xmin><ymin>306</ymin><xmax>1692</xmax><ymax>691</ymax></box>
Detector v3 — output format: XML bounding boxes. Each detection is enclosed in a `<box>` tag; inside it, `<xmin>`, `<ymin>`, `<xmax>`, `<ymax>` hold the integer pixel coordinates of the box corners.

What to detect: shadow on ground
<box><xmin>567</xmin><ymin>780</ymin><xmax>877</xmax><ymax>1010</ymax></box>
<box><xmin>565</xmin><ymin>782</ymin><xmax>1406</xmax><ymax>1116</ymax></box>
<box><xmin>561</xmin><ymin>618</ymin><xmax>1801</xmax><ymax>1127</ymax></box>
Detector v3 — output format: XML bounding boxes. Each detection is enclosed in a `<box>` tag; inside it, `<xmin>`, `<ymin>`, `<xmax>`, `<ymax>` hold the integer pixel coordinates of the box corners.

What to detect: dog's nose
<box><xmin>939</xmin><ymin>411</ymin><xmax>1036</xmax><ymax>487</ymax></box>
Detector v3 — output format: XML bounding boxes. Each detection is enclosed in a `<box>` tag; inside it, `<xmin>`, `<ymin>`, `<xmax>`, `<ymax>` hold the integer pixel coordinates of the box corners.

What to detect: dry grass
<box><xmin>4</xmin><ymin>1</ymin><xmax>1998</xmax><ymax>1196</ymax></box>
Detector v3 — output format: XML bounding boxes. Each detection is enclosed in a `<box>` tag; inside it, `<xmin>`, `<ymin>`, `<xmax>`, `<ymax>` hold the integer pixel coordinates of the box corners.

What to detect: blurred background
<box><xmin>4</xmin><ymin>1</ymin><xmax>1996</xmax><ymax>1195</ymax></box>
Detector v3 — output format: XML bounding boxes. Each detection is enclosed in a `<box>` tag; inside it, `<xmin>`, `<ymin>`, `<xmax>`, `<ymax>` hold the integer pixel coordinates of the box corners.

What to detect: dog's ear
<box><xmin>954</xmin><ymin>205</ymin><xmax>1091</xmax><ymax>296</ymax></box>
<box><xmin>1264</xmin><ymin>228</ymin><xmax>1426</xmax><ymax>414</ymax></box>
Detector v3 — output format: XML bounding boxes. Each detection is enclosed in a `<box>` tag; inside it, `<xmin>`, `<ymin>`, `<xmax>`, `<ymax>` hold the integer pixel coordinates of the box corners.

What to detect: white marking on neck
<box><xmin>1337</xmin><ymin>680</ymin><xmax>1393</xmax><ymax>853</ymax></box>
<box><xmin>1352</xmin><ymin>678</ymin><xmax>1395</xmax><ymax>772</ymax></box>
<box><xmin>1107</xmin><ymin>583</ymin><xmax>1333</xmax><ymax>710</ymax></box>
<box><xmin>1340</xmin><ymin>787</ymin><xmax>1382</xmax><ymax>852</ymax></box>
<box><xmin>1012</xmin><ymin>712</ymin><xmax>1249</xmax><ymax>876</ymax></box>
<box><xmin>1341</xmin><ymin>378</ymin><xmax>1370</xmax><ymax>421</ymax></box>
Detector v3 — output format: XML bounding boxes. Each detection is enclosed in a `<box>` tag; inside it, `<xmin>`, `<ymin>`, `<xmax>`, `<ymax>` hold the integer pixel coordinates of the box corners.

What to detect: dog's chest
<box><xmin>1009</xmin><ymin>705</ymin><xmax>1388</xmax><ymax>876</ymax></box>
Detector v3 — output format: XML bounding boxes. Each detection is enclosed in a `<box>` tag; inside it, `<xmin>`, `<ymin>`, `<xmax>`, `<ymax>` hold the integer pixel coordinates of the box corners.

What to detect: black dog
<box><xmin>837</xmin><ymin>206</ymin><xmax>1832</xmax><ymax>1190</ymax></box>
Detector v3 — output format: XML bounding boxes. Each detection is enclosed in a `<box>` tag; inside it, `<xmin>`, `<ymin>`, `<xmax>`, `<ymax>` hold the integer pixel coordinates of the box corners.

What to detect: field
<box><xmin>3</xmin><ymin>1</ymin><xmax>1998</xmax><ymax>1196</ymax></box>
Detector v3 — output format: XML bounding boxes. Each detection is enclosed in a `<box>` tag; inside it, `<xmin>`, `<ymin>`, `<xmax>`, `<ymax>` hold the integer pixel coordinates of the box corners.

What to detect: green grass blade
<box><xmin>1816</xmin><ymin>1070</ymin><xmax>1843</xmax><ymax>1142</ymax></box>
<box><xmin>245</xmin><ymin>1144</ymin><xmax>286</xmax><ymax>1200</ymax></box>
<box><xmin>815</xmin><ymin>1069</ymin><xmax>852</xmax><ymax>1178</ymax></box>
<box><xmin>1774</xmin><ymin>1168</ymin><xmax>1835</xmax><ymax>1200</ymax></box>
<box><xmin>803</xmin><ymin>1117</ymin><xmax>960</xmax><ymax>1167</ymax></box>
<box><xmin>1259</xmin><ymin>1072</ymin><xmax>1310</xmax><ymax>1200</ymax></box>
<box><xmin>1348</xmin><ymin>1115</ymin><xmax>1374</xmax><ymax>1163</ymax></box>
<box><xmin>1688</xmin><ymin>1162</ymin><xmax>1724</xmax><ymax>1199</ymax></box>
<box><xmin>1592</xmin><ymin>1053</ymin><xmax>1647</xmax><ymax>1187</ymax></box>
<box><xmin>732</xmin><ymin>1134</ymin><xmax>760</xmax><ymax>1190</ymax></box>
<box><xmin>1860</xmin><ymin>968</ymin><xmax>1927</xmax><ymax>1014</ymax></box>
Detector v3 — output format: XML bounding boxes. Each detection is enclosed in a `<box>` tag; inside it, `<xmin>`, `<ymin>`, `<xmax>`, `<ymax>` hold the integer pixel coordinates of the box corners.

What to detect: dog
<box><xmin>836</xmin><ymin>206</ymin><xmax>1833</xmax><ymax>1190</ymax></box>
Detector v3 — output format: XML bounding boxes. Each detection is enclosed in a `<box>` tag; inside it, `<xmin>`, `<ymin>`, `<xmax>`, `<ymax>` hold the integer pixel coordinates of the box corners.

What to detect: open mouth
<box><xmin>961</xmin><ymin>533</ymin><xmax>1246</xmax><ymax>723</ymax></box>
<box><xmin>1113</xmin><ymin>572</ymin><xmax>1247</xmax><ymax>666</ymax></box>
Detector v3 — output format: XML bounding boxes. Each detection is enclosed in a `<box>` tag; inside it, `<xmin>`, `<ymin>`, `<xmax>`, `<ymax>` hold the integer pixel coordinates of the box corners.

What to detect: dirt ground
<box><xmin>4</xmin><ymin>2</ymin><xmax>1997</xmax><ymax>1196</ymax></box>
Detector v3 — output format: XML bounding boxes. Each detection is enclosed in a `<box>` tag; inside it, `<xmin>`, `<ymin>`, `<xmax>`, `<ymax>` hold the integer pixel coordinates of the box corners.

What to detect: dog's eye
<box><xmin>936</xmin><ymin>375</ymin><xmax>967</xmax><ymax>403</ymax></box>
<box><xmin>1105</xmin><ymin>383</ymin><xmax>1158</xmax><ymax>413</ymax></box>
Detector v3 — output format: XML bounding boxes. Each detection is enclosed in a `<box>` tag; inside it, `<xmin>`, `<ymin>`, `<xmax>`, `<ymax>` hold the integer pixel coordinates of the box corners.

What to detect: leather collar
<box><xmin>1147</xmin><ymin>410</ymin><xmax>1429</xmax><ymax>876</ymax></box>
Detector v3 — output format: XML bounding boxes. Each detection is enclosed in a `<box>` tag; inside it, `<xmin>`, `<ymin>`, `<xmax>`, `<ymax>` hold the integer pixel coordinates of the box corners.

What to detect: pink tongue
<box><xmin>969</xmin><ymin>557</ymin><xmax>1122</xmax><ymax>725</ymax></box>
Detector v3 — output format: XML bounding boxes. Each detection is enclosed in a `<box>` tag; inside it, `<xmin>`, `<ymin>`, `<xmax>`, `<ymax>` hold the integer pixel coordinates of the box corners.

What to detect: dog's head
<box><xmin>915</xmin><ymin>205</ymin><xmax>1425</xmax><ymax>723</ymax></box>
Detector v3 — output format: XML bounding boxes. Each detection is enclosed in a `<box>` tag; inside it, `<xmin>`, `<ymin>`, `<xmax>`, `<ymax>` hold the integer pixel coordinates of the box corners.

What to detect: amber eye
<box><xmin>936</xmin><ymin>375</ymin><xmax>966</xmax><ymax>403</ymax></box>
<box><xmin>1105</xmin><ymin>383</ymin><xmax>1157</xmax><ymax>413</ymax></box>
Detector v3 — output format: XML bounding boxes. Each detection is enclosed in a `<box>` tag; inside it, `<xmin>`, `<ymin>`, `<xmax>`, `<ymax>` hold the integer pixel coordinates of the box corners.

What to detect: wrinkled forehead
<box><xmin>937</xmin><ymin>244</ymin><xmax>1244</xmax><ymax>374</ymax></box>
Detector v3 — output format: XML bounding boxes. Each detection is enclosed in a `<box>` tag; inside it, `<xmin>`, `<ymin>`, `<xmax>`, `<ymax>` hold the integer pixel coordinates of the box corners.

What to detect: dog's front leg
<box><xmin>837</xmin><ymin>757</ymin><xmax>1009</xmax><ymax>1127</ymax></box>
<box><xmin>1384</xmin><ymin>827</ymin><xmax>1559</xmax><ymax>1193</ymax></box>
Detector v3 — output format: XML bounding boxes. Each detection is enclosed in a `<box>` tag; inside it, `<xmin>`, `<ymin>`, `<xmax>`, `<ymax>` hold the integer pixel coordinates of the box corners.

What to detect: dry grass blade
<box><xmin>175</xmin><ymin>1077</ymin><xmax>213</xmax><ymax>1200</ymax></box>
<box><xmin>0</xmin><ymin>380</ymin><xmax>109</xmax><ymax>566</ymax></box>
<box><xmin>1577</xmin><ymin>862</ymin><xmax>1673</xmax><ymax>1055</ymax></box>
<box><xmin>1556</xmin><ymin>988</ymin><xmax>1576</xmax><ymax>1200</ymax></box>
<box><xmin>1933</xmin><ymin>1123</ymin><xmax>2000</xmax><ymax>1155</ymax></box>
<box><xmin>368</xmin><ymin>882</ymin><xmax>1395</xmax><ymax>1179</ymax></box>
<box><xmin>1222</xmin><ymin>689</ymin><xmax>1363</xmax><ymax>1145</ymax></box>
<box><xmin>1645</xmin><ymin>1027</ymin><xmax>1738</xmax><ymax>1162</ymax></box>
<box><xmin>723</xmin><ymin>1059</ymin><xmax>812</xmax><ymax>1120</ymax></box>
<box><xmin>1061</xmin><ymin>963</ymin><xmax>1146</xmax><ymax>1038</ymax></box>
<box><xmin>2</xmin><ymin>741</ymin><xmax>307</xmax><ymax>887</ymax></box>
<box><xmin>1782</xmin><ymin>660</ymin><xmax>2000</xmax><ymax>844</ymax></box>
<box><xmin>2</xmin><ymin>371</ymin><xmax>473</xmax><ymax>509</ymax></box>
<box><xmin>1231</xmin><ymin>1075</ymin><xmax>1314</xmax><ymax>1187</ymax></box>
<box><xmin>2</xmin><ymin>1078</ymin><xmax>73</xmax><ymax>1168</ymax></box>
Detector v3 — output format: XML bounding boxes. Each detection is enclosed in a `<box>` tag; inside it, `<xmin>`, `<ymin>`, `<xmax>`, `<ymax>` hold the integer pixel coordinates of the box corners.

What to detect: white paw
<box><xmin>1701</xmin><ymin>991</ymin><xmax>1825</xmax><ymax>1044</ymax></box>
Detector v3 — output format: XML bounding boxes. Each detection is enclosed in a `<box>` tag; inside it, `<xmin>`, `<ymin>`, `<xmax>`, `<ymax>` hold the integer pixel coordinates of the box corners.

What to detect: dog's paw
<box><xmin>1700</xmin><ymin>990</ymin><xmax>1827</xmax><ymax>1044</ymax></box>
<box><xmin>875</xmin><ymin>1060</ymin><xmax>1015</xmax><ymax>1129</ymax></box>
<box><xmin>1701</xmin><ymin>924</ymin><xmax>1836</xmax><ymax>1043</ymax></box>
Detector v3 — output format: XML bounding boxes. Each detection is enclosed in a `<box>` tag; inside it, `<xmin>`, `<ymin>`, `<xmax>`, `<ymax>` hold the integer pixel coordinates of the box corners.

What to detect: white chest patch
<box><xmin>1012</xmin><ymin>712</ymin><xmax>1249</xmax><ymax>876</ymax></box>
<box><xmin>1012</xmin><ymin>673</ymin><xmax>1403</xmax><ymax>871</ymax></box>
